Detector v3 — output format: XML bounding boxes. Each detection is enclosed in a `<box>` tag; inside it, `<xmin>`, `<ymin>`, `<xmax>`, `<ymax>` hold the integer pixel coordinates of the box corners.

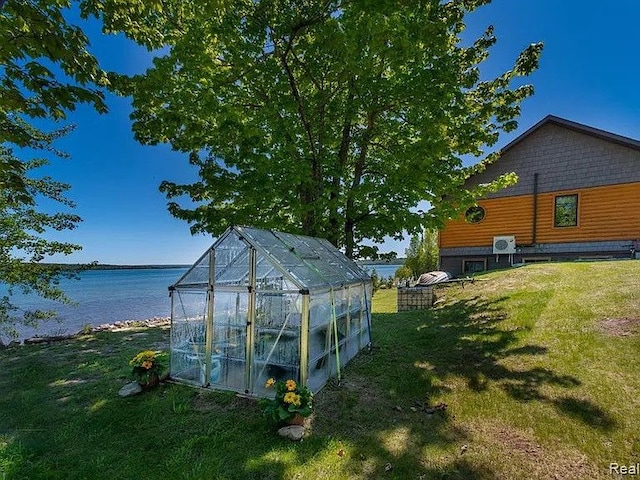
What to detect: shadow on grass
<box><xmin>394</xmin><ymin>295</ymin><xmax>598</xmax><ymax>408</ymax></box>
<box><xmin>371</xmin><ymin>295</ymin><xmax>582</xmax><ymax>401</ymax></box>
<box><xmin>0</xmin><ymin>325</ymin><xmax>498</xmax><ymax>479</ymax></box>
<box><xmin>553</xmin><ymin>396</ymin><xmax>617</xmax><ymax>431</ymax></box>
<box><xmin>298</xmin><ymin>293</ymin><xmax>618</xmax><ymax>478</ymax></box>
<box><xmin>0</xmin><ymin>295</ymin><xmax>619</xmax><ymax>480</ymax></box>
<box><xmin>419</xmin><ymin>296</ymin><xmax>615</xmax><ymax>425</ymax></box>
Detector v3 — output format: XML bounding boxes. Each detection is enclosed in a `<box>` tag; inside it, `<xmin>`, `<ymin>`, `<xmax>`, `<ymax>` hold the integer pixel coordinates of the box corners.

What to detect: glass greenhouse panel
<box><xmin>170</xmin><ymin>290</ymin><xmax>208</xmax><ymax>385</ymax></box>
<box><xmin>307</xmin><ymin>292</ymin><xmax>335</xmax><ymax>392</ymax></box>
<box><xmin>214</xmin><ymin>235</ymin><xmax>250</xmax><ymax>287</ymax></box>
<box><xmin>240</xmin><ymin>227</ymin><xmax>367</xmax><ymax>289</ymax></box>
<box><xmin>309</xmin><ymin>292</ymin><xmax>331</xmax><ymax>329</ymax></box>
<box><xmin>251</xmin><ymin>292</ymin><xmax>302</xmax><ymax>396</ymax></box>
<box><xmin>175</xmin><ymin>252</ymin><xmax>210</xmax><ymax>287</ymax></box>
<box><xmin>254</xmin><ymin>253</ymin><xmax>299</xmax><ymax>291</ymax></box>
<box><xmin>361</xmin><ymin>284</ymin><xmax>373</xmax><ymax>349</ymax></box>
<box><xmin>317</xmin><ymin>238</ymin><xmax>371</xmax><ymax>281</ymax></box>
<box><xmin>254</xmin><ymin>255</ymin><xmax>281</xmax><ymax>288</ymax></box>
<box><xmin>211</xmin><ymin>291</ymin><xmax>249</xmax><ymax>392</ymax></box>
<box><xmin>347</xmin><ymin>286</ymin><xmax>364</xmax><ymax>355</ymax></box>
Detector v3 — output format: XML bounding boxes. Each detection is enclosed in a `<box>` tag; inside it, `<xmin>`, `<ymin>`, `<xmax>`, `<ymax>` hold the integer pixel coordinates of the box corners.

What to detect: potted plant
<box><xmin>260</xmin><ymin>378</ymin><xmax>313</xmax><ymax>426</ymax></box>
<box><xmin>130</xmin><ymin>350</ymin><xmax>166</xmax><ymax>389</ymax></box>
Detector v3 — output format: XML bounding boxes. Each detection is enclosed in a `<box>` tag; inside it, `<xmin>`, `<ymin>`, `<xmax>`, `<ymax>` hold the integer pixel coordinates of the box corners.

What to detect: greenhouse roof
<box><xmin>172</xmin><ymin>226</ymin><xmax>372</xmax><ymax>291</ymax></box>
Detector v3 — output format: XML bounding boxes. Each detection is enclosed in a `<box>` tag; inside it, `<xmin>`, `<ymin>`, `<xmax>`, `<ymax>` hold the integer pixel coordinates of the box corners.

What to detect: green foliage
<box><xmin>370</xmin><ymin>269</ymin><xmax>381</xmax><ymax>293</ymax></box>
<box><xmin>0</xmin><ymin>0</ymin><xmax>109</xmax><ymax>342</ymax></box>
<box><xmin>85</xmin><ymin>0</ymin><xmax>542</xmax><ymax>257</ymax></box>
<box><xmin>404</xmin><ymin>228</ymin><xmax>440</xmax><ymax>277</ymax></box>
<box><xmin>0</xmin><ymin>141</ymin><xmax>83</xmax><ymax>341</ymax></box>
<box><xmin>359</xmin><ymin>245</ymin><xmax>399</xmax><ymax>262</ymax></box>
<box><xmin>394</xmin><ymin>265</ymin><xmax>413</xmax><ymax>281</ymax></box>
<box><xmin>0</xmin><ymin>0</ymin><xmax>109</xmax><ymax>148</ymax></box>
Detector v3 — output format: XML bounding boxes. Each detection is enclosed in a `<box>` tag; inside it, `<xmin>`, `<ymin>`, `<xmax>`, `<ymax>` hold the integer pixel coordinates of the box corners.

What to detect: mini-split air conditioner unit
<box><xmin>492</xmin><ymin>235</ymin><xmax>516</xmax><ymax>254</ymax></box>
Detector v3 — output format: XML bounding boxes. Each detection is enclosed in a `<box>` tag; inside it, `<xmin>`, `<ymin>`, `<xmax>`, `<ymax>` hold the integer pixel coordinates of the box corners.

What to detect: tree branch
<box><xmin>278</xmin><ymin>46</ymin><xmax>317</xmax><ymax>161</ymax></box>
<box><xmin>337</xmin><ymin>77</ymin><xmax>356</xmax><ymax>167</ymax></box>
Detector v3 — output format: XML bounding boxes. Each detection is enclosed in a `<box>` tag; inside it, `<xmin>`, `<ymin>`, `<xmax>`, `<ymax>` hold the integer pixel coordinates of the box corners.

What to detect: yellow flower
<box><xmin>283</xmin><ymin>392</ymin><xmax>300</xmax><ymax>405</ymax></box>
<box><xmin>142</xmin><ymin>361</ymin><xmax>153</xmax><ymax>369</ymax></box>
<box><xmin>265</xmin><ymin>377</ymin><xmax>276</xmax><ymax>388</ymax></box>
<box><xmin>131</xmin><ymin>350</ymin><xmax>156</xmax><ymax>366</ymax></box>
<box><xmin>285</xmin><ymin>379</ymin><xmax>296</xmax><ymax>391</ymax></box>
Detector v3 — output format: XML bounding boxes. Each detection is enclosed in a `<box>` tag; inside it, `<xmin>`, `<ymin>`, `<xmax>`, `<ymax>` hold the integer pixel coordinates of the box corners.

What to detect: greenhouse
<box><xmin>168</xmin><ymin>225</ymin><xmax>373</xmax><ymax>397</ymax></box>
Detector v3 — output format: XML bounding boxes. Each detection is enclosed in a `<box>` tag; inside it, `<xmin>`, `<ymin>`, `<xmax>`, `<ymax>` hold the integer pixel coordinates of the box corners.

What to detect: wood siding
<box><xmin>465</xmin><ymin>121</ymin><xmax>640</xmax><ymax>198</ymax></box>
<box><xmin>440</xmin><ymin>182</ymin><xmax>640</xmax><ymax>248</ymax></box>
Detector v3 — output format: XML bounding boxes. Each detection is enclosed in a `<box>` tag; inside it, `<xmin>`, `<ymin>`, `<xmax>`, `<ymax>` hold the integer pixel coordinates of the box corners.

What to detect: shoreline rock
<box><xmin>17</xmin><ymin>317</ymin><xmax>170</xmax><ymax>347</ymax></box>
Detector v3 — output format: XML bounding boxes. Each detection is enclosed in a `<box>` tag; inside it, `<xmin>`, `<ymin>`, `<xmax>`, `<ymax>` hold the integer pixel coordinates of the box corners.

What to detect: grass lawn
<box><xmin>1</xmin><ymin>260</ymin><xmax>639</xmax><ymax>479</ymax></box>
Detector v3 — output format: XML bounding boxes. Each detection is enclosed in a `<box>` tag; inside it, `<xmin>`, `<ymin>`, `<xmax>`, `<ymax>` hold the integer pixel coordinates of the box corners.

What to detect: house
<box><xmin>439</xmin><ymin>115</ymin><xmax>640</xmax><ymax>276</ymax></box>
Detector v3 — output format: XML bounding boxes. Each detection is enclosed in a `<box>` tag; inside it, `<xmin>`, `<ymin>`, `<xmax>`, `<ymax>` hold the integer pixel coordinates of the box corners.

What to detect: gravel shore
<box><xmin>3</xmin><ymin>317</ymin><xmax>171</xmax><ymax>347</ymax></box>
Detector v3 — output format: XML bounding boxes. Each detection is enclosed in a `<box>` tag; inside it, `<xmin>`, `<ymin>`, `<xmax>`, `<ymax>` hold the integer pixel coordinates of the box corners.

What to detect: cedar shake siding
<box><xmin>439</xmin><ymin>116</ymin><xmax>640</xmax><ymax>276</ymax></box>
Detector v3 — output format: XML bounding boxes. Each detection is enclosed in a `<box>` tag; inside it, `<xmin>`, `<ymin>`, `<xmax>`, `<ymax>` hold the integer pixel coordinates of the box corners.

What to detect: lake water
<box><xmin>362</xmin><ymin>264</ymin><xmax>400</xmax><ymax>279</ymax></box>
<box><xmin>3</xmin><ymin>263</ymin><xmax>401</xmax><ymax>342</ymax></box>
<box><xmin>2</xmin><ymin>267</ymin><xmax>188</xmax><ymax>342</ymax></box>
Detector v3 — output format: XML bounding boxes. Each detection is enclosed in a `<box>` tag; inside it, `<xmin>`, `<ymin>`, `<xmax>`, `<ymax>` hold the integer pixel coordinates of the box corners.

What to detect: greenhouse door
<box><xmin>209</xmin><ymin>290</ymin><xmax>302</xmax><ymax>396</ymax></box>
<box><xmin>250</xmin><ymin>291</ymin><xmax>302</xmax><ymax>397</ymax></box>
<box><xmin>209</xmin><ymin>290</ymin><xmax>251</xmax><ymax>393</ymax></box>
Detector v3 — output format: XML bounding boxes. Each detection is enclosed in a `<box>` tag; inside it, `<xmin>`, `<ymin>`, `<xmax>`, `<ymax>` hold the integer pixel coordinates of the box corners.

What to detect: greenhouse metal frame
<box><xmin>168</xmin><ymin>225</ymin><xmax>372</xmax><ymax>397</ymax></box>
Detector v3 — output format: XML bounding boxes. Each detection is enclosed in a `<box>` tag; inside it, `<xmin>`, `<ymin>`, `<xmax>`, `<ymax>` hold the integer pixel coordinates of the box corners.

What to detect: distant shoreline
<box><xmin>41</xmin><ymin>264</ymin><xmax>190</xmax><ymax>270</ymax></box>
<box><xmin>44</xmin><ymin>261</ymin><xmax>404</xmax><ymax>269</ymax></box>
<box><xmin>88</xmin><ymin>264</ymin><xmax>190</xmax><ymax>270</ymax></box>
<box><xmin>357</xmin><ymin>259</ymin><xmax>405</xmax><ymax>266</ymax></box>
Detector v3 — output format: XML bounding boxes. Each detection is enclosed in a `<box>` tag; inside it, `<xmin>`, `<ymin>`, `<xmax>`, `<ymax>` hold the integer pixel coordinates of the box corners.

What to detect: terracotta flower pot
<box><xmin>287</xmin><ymin>414</ymin><xmax>306</xmax><ymax>426</ymax></box>
<box><xmin>139</xmin><ymin>372</ymin><xmax>160</xmax><ymax>390</ymax></box>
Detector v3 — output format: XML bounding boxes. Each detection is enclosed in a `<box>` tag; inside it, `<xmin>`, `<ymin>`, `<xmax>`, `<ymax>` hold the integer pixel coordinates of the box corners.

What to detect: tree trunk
<box><xmin>327</xmin><ymin>175</ymin><xmax>341</xmax><ymax>247</ymax></box>
<box><xmin>299</xmin><ymin>188</ymin><xmax>316</xmax><ymax>237</ymax></box>
<box><xmin>342</xmin><ymin>111</ymin><xmax>375</xmax><ymax>258</ymax></box>
<box><xmin>344</xmin><ymin>219</ymin><xmax>355</xmax><ymax>259</ymax></box>
<box><xmin>299</xmin><ymin>156</ymin><xmax>324</xmax><ymax>238</ymax></box>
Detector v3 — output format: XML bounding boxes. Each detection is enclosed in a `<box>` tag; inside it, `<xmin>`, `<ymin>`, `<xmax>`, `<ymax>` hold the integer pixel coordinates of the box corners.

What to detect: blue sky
<box><xmin>37</xmin><ymin>0</ymin><xmax>640</xmax><ymax>265</ymax></box>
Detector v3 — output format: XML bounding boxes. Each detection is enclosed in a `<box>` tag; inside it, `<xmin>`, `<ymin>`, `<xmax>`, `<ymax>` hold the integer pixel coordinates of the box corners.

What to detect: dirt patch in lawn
<box><xmin>311</xmin><ymin>375</ymin><xmax>389</xmax><ymax>438</ymax></box>
<box><xmin>597</xmin><ymin>317</ymin><xmax>640</xmax><ymax>336</ymax></box>
<box><xmin>314</xmin><ymin>376</ymin><xmax>382</xmax><ymax>415</ymax></box>
<box><xmin>464</xmin><ymin>422</ymin><xmax>602</xmax><ymax>479</ymax></box>
<box><xmin>191</xmin><ymin>390</ymin><xmax>260</xmax><ymax>414</ymax></box>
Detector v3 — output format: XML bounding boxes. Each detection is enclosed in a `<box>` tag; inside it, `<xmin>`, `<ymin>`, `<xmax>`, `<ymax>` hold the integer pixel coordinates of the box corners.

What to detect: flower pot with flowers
<box><xmin>260</xmin><ymin>378</ymin><xmax>313</xmax><ymax>426</ymax></box>
<box><xmin>130</xmin><ymin>350</ymin><xmax>167</xmax><ymax>389</ymax></box>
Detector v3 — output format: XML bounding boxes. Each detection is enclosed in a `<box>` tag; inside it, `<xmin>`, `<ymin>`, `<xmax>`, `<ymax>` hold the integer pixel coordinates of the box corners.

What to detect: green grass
<box><xmin>1</xmin><ymin>261</ymin><xmax>639</xmax><ymax>479</ymax></box>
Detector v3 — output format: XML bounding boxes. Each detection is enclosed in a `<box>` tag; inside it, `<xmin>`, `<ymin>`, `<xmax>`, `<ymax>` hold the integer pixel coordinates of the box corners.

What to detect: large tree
<box><xmin>0</xmin><ymin>0</ymin><xmax>108</xmax><ymax>341</ymax></box>
<box><xmin>88</xmin><ymin>0</ymin><xmax>541</xmax><ymax>258</ymax></box>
